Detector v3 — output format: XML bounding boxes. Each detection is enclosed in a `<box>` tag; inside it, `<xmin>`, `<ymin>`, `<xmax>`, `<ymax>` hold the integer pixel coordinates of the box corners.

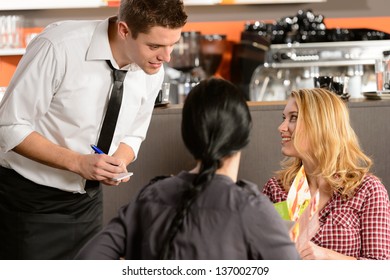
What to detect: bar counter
<box><xmin>103</xmin><ymin>98</ymin><xmax>390</xmax><ymax>224</ymax></box>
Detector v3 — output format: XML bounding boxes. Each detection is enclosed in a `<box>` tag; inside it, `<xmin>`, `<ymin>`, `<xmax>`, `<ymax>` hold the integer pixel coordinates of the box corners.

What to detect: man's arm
<box><xmin>13</xmin><ymin>131</ymin><xmax>128</xmax><ymax>184</ymax></box>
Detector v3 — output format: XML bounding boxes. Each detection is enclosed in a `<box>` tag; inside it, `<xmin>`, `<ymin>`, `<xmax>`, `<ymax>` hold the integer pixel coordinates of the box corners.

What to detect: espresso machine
<box><xmin>250</xmin><ymin>39</ymin><xmax>390</xmax><ymax>101</ymax></box>
<box><xmin>166</xmin><ymin>31</ymin><xmax>228</xmax><ymax>104</ymax></box>
<box><xmin>200</xmin><ymin>34</ymin><xmax>227</xmax><ymax>78</ymax></box>
<box><xmin>166</xmin><ymin>31</ymin><xmax>205</xmax><ymax>104</ymax></box>
<box><xmin>244</xmin><ymin>10</ymin><xmax>390</xmax><ymax>101</ymax></box>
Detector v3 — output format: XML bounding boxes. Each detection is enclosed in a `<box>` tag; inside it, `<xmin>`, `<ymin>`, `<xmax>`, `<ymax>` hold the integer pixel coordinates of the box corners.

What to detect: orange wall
<box><xmin>183</xmin><ymin>17</ymin><xmax>390</xmax><ymax>41</ymax></box>
<box><xmin>1</xmin><ymin>17</ymin><xmax>390</xmax><ymax>86</ymax></box>
<box><xmin>0</xmin><ymin>27</ymin><xmax>43</xmax><ymax>87</ymax></box>
<box><xmin>326</xmin><ymin>17</ymin><xmax>390</xmax><ymax>33</ymax></box>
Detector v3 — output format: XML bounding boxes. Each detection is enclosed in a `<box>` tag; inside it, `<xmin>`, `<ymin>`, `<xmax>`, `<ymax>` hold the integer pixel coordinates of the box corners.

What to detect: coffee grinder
<box><xmin>167</xmin><ymin>31</ymin><xmax>205</xmax><ymax>103</ymax></box>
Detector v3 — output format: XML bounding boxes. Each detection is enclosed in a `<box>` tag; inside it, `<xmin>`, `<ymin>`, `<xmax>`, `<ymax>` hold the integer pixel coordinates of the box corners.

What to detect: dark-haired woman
<box><xmin>75</xmin><ymin>78</ymin><xmax>299</xmax><ymax>260</ymax></box>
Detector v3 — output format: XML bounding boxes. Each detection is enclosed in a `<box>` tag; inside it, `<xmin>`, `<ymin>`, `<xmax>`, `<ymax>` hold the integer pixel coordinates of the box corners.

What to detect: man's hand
<box><xmin>79</xmin><ymin>154</ymin><xmax>127</xmax><ymax>186</ymax></box>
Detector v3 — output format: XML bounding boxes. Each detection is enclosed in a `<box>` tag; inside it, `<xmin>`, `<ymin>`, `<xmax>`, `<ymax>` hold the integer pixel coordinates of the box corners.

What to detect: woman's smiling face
<box><xmin>278</xmin><ymin>97</ymin><xmax>300</xmax><ymax>157</ymax></box>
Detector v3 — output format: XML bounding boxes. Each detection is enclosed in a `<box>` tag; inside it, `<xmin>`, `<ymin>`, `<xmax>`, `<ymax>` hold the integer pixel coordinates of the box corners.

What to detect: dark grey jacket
<box><xmin>76</xmin><ymin>171</ymin><xmax>300</xmax><ymax>260</ymax></box>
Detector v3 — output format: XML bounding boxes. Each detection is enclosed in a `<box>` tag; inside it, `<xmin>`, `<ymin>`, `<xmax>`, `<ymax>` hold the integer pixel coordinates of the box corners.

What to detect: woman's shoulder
<box><xmin>356</xmin><ymin>174</ymin><xmax>389</xmax><ymax>198</ymax></box>
<box><xmin>202</xmin><ymin>177</ymin><xmax>271</xmax><ymax>210</ymax></box>
<box><xmin>263</xmin><ymin>177</ymin><xmax>282</xmax><ymax>189</ymax></box>
<box><xmin>236</xmin><ymin>179</ymin><xmax>262</xmax><ymax>196</ymax></box>
<box><xmin>231</xmin><ymin>179</ymin><xmax>274</xmax><ymax>210</ymax></box>
<box><xmin>136</xmin><ymin>173</ymin><xmax>189</xmax><ymax>202</ymax></box>
<box><xmin>234</xmin><ymin>179</ymin><xmax>289</xmax><ymax>216</ymax></box>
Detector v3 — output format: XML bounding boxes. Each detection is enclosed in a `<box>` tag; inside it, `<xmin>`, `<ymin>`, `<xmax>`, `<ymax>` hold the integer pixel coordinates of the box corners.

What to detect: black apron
<box><xmin>0</xmin><ymin>166</ymin><xmax>102</xmax><ymax>260</ymax></box>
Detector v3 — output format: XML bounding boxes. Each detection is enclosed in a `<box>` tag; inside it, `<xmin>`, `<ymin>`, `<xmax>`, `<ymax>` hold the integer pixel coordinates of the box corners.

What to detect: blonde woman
<box><xmin>262</xmin><ymin>88</ymin><xmax>390</xmax><ymax>260</ymax></box>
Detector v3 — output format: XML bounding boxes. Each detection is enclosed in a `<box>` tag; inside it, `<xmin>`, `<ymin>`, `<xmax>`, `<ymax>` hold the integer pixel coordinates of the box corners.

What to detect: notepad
<box><xmin>111</xmin><ymin>172</ymin><xmax>133</xmax><ymax>181</ymax></box>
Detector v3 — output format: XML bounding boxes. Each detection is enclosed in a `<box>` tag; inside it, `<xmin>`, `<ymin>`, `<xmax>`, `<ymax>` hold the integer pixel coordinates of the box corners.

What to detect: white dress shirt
<box><xmin>0</xmin><ymin>18</ymin><xmax>164</xmax><ymax>193</ymax></box>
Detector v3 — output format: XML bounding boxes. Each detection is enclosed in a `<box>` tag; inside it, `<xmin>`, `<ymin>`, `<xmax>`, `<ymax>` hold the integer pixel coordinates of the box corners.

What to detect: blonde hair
<box><xmin>277</xmin><ymin>88</ymin><xmax>372</xmax><ymax>198</ymax></box>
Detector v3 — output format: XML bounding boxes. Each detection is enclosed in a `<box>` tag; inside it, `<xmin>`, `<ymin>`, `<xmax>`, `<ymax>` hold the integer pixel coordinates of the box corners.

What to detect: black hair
<box><xmin>159</xmin><ymin>77</ymin><xmax>252</xmax><ymax>259</ymax></box>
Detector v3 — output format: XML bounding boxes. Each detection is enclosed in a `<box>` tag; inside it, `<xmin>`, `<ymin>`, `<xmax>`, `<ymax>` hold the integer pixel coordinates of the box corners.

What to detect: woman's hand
<box><xmin>298</xmin><ymin>241</ymin><xmax>356</xmax><ymax>260</ymax></box>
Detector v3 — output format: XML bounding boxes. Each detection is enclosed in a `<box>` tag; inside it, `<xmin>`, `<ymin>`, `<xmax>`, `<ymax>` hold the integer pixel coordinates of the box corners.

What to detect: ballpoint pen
<box><xmin>90</xmin><ymin>144</ymin><xmax>104</xmax><ymax>154</ymax></box>
<box><xmin>90</xmin><ymin>144</ymin><xmax>134</xmax><ymax>181</ymax></box>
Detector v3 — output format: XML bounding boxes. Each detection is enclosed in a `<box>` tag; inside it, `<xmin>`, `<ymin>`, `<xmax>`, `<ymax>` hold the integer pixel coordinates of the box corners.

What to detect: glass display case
<box><xmin>250</xmin><ymin>40</ymin><xmax>390</xmax><ymax>101</ymax></box>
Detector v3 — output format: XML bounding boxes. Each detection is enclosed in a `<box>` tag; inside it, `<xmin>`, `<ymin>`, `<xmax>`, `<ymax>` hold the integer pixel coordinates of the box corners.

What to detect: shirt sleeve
<box><xmin>359</xmin><ymin>178</ymin><xmax>390</xmax><ymax>260</ymax></box>
<box><xmin>242</xmin><ymin>193</ymin><xmax>300</xmax><ymax>260</ymax></box>
<box><xmin>0</xmin><ymin>37</ymin><xmax>62</xmax><ymax>152</ymax></box>
<box><xmin>119</xmin><ymin>70</ymin><xmax>164</xmax><ymax>159</ymax></box>
<box><xmin>75</xmin><ymin>203</ymin><xmax>133</xmax><ymax>260</ymax></box>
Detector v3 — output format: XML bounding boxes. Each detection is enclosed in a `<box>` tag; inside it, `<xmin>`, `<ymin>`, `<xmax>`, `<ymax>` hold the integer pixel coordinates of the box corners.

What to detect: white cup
<box><xmin>161</xmin><ymin>82</ymin><xmax>170</xmax><ymax>102</ymax></box>
<box><xmin>0</xmin><ymin>87</ymin><xmax>7</xmax><ymax>102</ymax></box>
<box><xmin>155</xmin><ymin>82</ymin><xmax>170</xmax><ymax>104</ymax></box>
<box><xmin>375</xmin><ymin>59</ymin><xmax>390</xmax><ymax>92</ymax></box>
<box><xmin>0</xmin><ymin>15</ymin><xmax>24</xmax><ymax>48</ymax></box>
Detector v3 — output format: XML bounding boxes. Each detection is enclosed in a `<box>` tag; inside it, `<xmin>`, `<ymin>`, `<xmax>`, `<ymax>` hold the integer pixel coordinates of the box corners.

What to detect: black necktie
<box><xmin>97</xmin><ymin>60</ymin><xmax>127</xmax><ymax>154</ymax></box>
<box><xmin>85</xmin><ymin>60</ymin><xmax>127</xmax><ymax>191</ymax></box>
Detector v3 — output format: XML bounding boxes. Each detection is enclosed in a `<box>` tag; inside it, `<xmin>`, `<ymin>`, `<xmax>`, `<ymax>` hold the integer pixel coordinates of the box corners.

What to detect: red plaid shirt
<box><xmin>262</xmin><ymin>174</ymin><xmax>390</xmax><ymax>259</ymax></box>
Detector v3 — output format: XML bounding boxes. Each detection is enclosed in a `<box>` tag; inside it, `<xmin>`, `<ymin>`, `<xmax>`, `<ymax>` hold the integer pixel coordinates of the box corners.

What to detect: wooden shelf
<box><xmin>0</xmin><ymin>0</ymin><xmax>326</xmax><ymax>10</ymax></box>
<box><xmin>0</xmin><ymin>48</ymin><xmax>25</xmax><ymax>56</ymax></box>
<box><xmin>0</xmin><ymin>0</ymin><xmax>104</xmax><ymax>10</ymax></box>
<box><xmin>218</xmin><ymin>0</ymin><xmax>326</xmax><ymax>4</ymax></box>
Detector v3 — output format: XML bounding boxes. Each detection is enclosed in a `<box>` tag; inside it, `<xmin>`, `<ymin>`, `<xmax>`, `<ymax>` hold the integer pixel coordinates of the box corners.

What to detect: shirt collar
<box><xmin>86</xmin><ymin>17</ymin><xmax>140</xmax><ymax>72</ymax></box>
<box><xmin>86</xmin><ymin>17</ymin><xmax>112</xmax><ymax>62</ymax></box>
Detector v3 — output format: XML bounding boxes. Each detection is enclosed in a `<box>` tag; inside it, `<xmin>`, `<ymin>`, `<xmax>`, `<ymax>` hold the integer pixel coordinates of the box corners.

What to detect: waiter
<box><xmin>0</xmin><ymin>0</ymin><xmax>187</xmax><ymax>259</ymax></box>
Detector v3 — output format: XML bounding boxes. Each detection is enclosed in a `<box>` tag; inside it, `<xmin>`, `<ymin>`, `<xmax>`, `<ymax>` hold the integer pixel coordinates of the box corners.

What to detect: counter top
<box><xmin>154</xmin><ymin>98</ymin><xmax>390</xmax><ymax>114</ymax></box>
